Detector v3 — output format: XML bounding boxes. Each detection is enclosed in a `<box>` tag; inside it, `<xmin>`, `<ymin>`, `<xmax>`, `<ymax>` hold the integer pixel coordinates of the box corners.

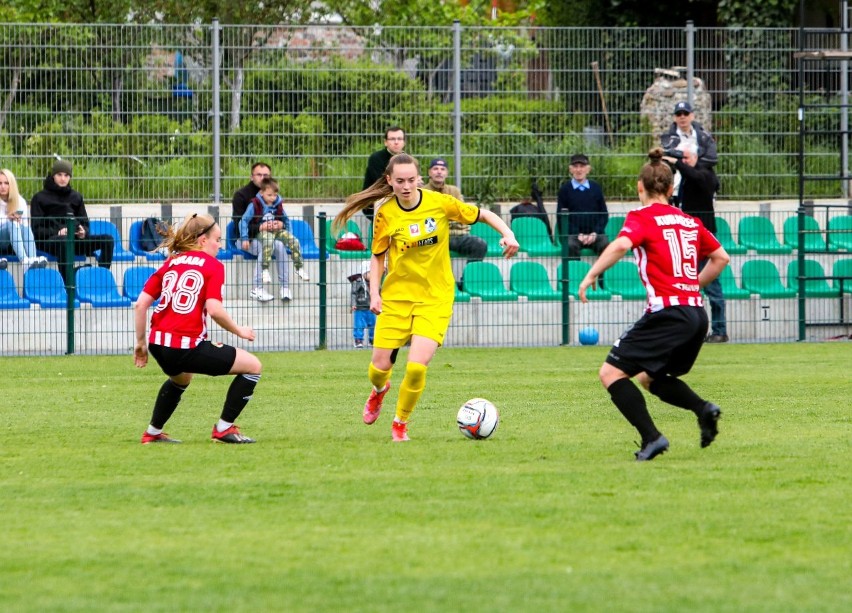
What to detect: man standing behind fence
<box><xmin>661</xmin><ymin>101</ymin><xmax>718</xmax><ymax>203</ymax></box>
<box><xmin>362</xmin><ymin>127</ymin><xmax>406</xmax><ymax>221</ymax></box>
<box><xmin>666</xmin><ymin>147</ymin><xmax>728</xmax><ymax>343</ymax></box>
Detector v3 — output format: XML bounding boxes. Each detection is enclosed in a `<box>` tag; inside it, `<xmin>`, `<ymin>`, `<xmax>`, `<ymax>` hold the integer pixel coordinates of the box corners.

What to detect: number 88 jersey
<box><xmin>143</xmin><ymin>251</ymin><xmax>226</xmax><ymax>349</ymax></box>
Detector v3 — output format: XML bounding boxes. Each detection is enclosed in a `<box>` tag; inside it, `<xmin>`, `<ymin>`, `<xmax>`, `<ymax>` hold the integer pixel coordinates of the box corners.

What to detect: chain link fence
<box><xmin>1</xmin><ymin>22</ymin><xmax>851</xmax><ymax>204</ymax></box>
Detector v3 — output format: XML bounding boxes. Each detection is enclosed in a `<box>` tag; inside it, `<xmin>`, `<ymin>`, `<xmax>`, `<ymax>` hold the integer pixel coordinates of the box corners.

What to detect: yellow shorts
<box><xmin>374</xmin><ymin>300</ymin><xmax>453</xmax><ymax>349</ymax></box>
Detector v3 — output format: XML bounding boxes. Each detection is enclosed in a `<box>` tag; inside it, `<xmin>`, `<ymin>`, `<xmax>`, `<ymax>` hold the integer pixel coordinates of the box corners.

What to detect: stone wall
<box><xmin>640</xmin><ymin>67</ymin><xmax>713</xmax><ymax>138</ymax></box>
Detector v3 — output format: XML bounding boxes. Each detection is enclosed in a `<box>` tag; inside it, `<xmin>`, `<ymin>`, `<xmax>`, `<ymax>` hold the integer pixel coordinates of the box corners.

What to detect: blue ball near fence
<box><xmin>579</xmin><ymin>327</ymin><xmax>599</xmax><ymax>346</ymax></box>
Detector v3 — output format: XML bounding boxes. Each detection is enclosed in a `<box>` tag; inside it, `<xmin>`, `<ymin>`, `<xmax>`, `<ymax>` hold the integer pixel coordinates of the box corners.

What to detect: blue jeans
<box><xmin>0</xmin><ymin>220</ymin><xmax>38</xmax><ymax>260</ymax></box>
<box><xmin>353</xmin><ymin>309</ymin><xmax>376</xmax><ymax>342</ymax></box>
<box><xmin>700</xmin><ymin>259</ymin><xmax>726</xmax><ymax>336</ymax></box>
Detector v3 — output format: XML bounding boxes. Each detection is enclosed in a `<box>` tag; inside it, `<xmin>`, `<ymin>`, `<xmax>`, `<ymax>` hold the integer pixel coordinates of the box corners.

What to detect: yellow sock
<box><xmin>395</xmin><ymin>362</ymin><xmax>427</xmax><ymax>423</ymax></box>
<box><xmin>368</xmin><ymin>362</ymin><xmax>392</xmax><ymax>391</ymax></box>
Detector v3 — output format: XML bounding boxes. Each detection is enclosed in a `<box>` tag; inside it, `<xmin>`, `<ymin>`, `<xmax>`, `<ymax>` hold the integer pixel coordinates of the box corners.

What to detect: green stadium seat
<box><xmin>741</xmin><ymin>260</ymin><xmax>795</xmax><ymax>298</ymax></box>
<box><xmin>454</xmin><ymin>284</ymin><xmax>472</xmax><ymax>302</ymax></box>
<box><xmin>833</xmin><ymin>259</ymin><xmax>852</xmax><ymax>293</ymax></box>
<box><xmin>714</xmin><ymin>217</ymin><xmax>747</xmax><ymax>254</ymax></box>
<box><xmin>716</xmin><ymin>266</ymin><xmax>752</xmax><ymax>299</ymax></box>
<box><xmin>828</xmin><ymin>215</ymin><xmax>852</xmax><ymax>251</ymax></box>
<box><xmin>462</xmin><ymin>262</ymin><xmax>518</xmax><ymax>301</ymax></box>
<box><xmin>511</xmin><ymin>217</ymin><xmax>559</xmax><ymax>257</ymax></box>
<box><xmin>325</xmin><ymin>219</ymin><xmax>369</xmax><ymax>259</ymax></box>
<box><xmin>470</xmin><ymin>222</ymin><xmax>506</xmax><ymax>257</ymax></box>
<box><xmin>509</xmin><ymin>261</ymin><xmax>560</xmax><ymax>301</ymax></box>
<box><xmin>786</xmin><ymin>259</ymin><xmax>839</xmax><ymax>297</ymax></box>
<box><xmin>556</xmin><ymin>261</ymin><xmax>611</xmax><ymax>300</ymax></box>
<box><xmin>782</xmin><ymin>215</ymin><xmax>831</xmax><ymax>252</ymax></box>
<box><xmin>604</xmin><ymin>215</ymin><xmax>625</xmax><ymax>243</ymax></box>
<box><xmin>606</xmin><ymin>260</ymin><xmax>646</xmax><ymax>300</ymax></box>
<box><xmin>737</xmin><ymin>216</ymin><xmax>792</xmax><ymax>254</ymax></box>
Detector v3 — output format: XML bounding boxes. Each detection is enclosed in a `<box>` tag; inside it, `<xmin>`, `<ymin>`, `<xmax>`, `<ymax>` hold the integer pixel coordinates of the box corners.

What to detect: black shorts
<box><xmin>148</xmin><ymin>341</ymin><xmax>237</xmax><ymax>377</ymax></box>
<box><xmin>605</xmin><ymin>306</ymin><xmax>709</xmax><ymax>378</ymax></box>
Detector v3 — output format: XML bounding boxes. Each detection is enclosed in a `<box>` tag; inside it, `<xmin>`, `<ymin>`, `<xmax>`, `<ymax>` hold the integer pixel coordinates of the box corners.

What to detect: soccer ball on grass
<box><xmin>457</xmin><ymin>398</ymin><xmax>499</xmax><ymax>440</ymax></box>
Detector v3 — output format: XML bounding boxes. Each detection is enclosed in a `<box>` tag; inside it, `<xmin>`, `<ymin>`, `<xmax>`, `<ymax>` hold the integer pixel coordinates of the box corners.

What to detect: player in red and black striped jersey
<box><xmin>134</xmin><ymin>213</ymin><xmax>261</xmax><ymax>444</ymax></box>
<box><xmin>579</xmin><ymin>148</ymin><xmax>730</xmax><ymax>462</ymax></box>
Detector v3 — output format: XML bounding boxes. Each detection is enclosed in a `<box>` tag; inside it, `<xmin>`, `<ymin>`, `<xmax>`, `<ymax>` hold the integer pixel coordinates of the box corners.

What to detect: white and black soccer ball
<box><xmin>457</xmin><ymin>398</ymin><xmax>499</xmax><ymax>440</ymax></box>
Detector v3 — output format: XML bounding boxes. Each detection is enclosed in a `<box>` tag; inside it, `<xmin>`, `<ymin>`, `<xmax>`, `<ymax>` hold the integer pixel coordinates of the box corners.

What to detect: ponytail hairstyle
<box><xmin>639</xmin><ymin>147</ymin><xmax>674</xmax><ymax>200</ymax></box>
<box><xmin>161</xmin><ymin>213</ymin><xmax>218</xmax><ymax>255</ymax></box>
<box><xmin>333</xmin><ymin>153</ymin><xmax>420</xmax><ymax>233</ymax></box>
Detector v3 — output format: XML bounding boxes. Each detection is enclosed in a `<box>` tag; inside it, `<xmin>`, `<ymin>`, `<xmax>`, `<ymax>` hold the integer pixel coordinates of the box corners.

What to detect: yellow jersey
<box><xmin>372</xmin><ymin>189</ymin><xmax>480</xmax><ymax>304</ymax></box>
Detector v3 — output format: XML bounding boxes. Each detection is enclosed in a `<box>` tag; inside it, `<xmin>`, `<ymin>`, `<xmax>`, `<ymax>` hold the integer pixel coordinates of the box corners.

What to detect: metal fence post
<box><xmin>64</xmin><ymin>215</ymin><xmax>76</xmax><ymax>354</ymax></box>
<box><xmin>212</xmin><ymin>19</ymin><xmax>222</xmax><ymax>205</ymax></box>
<box><xmin>318</xmin><ymin>212</ymin><xmax>328</xmax><ymax>349</ymax></box>
<box><xmin>453</xmin><ymin>20</ymin><xmax>462</xmax><ymax>194</ymax></box>
<box><xmin>558</xmin><ymin>211</ymin><xmax>570</xmax><ymax>345</ymax></box>
<box><xmin>686</xmin><ymin>20</ymin><xmax>694</xmax><ymax>105</ymax></box>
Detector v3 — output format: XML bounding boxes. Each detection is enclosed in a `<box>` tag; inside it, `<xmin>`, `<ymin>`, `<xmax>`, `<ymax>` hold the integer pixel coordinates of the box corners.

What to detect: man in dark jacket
<box><xmin>670</xmin><ymin>147</ymin><xmax>728</xmax><ymax>343</ymax></box>
<box><xmin>556</xmin><ymin>154</ymin><xmax>609</xmax><ymax>258</ymax></box>
<box><xmin>232</xmin><ymin>162</ymin><xmax>271</xmax><ymax>223</ymax></box>
<box><xmin>362</xmin><ymin>126</ymin><xmax>405</xmax><ymax>220</ymax></box>
<box><xmin>31</xmin><ymin>160</ymin><xmax>114</xmax><ymax>282</ymax></box>
<box><xmin>660</xmin><ymin>101</ymin><xmax>718</xmax><ymax>167</ymax></box>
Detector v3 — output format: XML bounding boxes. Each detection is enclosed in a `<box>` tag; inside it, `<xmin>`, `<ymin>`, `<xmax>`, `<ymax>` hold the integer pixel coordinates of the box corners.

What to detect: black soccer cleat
<box><xmin>698</xmin><ymin>402</ymin><xmax>722</xmax><ymax>448</ymax></box>
<box><xmin>635</xmin><ymin>435</ymin><xmax>669</xmax><ymax>461</ymax></box>
<box><xmin>211</xmin><ymin>424</ymin><xmax>256</xmax><ymax>444</ymax></box>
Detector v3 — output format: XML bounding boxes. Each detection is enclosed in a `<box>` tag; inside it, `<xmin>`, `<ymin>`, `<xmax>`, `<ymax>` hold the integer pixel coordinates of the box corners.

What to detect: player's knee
<box><xmin>636</xmin><ymin>372</ymin><xmax>653</xmax><ymax>391</ymax></box>
<box><xmin>405</xmin><ymin>361</ymin><xmax>428</xmax><ymax>388</ymax></box>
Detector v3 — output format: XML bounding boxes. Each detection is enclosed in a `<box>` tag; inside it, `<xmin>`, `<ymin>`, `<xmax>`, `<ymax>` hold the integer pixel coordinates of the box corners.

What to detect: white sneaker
<box><xmin>261</xmin><ymin>269</ymin><xmax>272</xmax><ymax>284</ymax></box>
<box><xmin>295</xmin><ymin>268</ymin><xmax>310</xmax><ymax>282</ymax></box>
<box><xmin>250</xmin><ymin>287</ymin><xmax>274</xmax><ymax>302</ymax></box>
<box><xmin>280</xmin><ymin>287</ymin><xmax>292</xmax><ymax>302</ymax></box>
<box><xmin>24</xmin><ymin>256</ymin><xmax>47</xmax><ymax>269</ymax></box>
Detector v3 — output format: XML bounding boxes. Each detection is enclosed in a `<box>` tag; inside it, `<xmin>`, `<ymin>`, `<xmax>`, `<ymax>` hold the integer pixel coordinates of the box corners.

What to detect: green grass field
<box><xmin>3</xmin><ymin>343</ymin><xmax>850</xmax><ymax>612</ymax></box>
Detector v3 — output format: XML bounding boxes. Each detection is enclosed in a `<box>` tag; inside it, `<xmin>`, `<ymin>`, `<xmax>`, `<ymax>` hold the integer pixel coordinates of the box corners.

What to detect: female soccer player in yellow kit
<box><xmin>334</xmin><ymin>154</ymin><xmax>519</xmax><ymax>441</ymax></box>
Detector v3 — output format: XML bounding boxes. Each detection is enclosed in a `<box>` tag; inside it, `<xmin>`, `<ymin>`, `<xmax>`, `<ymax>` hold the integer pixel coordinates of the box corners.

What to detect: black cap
<box><xmin>429</xmin><ymin>158</ymin><xmax>448</xmax><ymax>169</ymax></box>
<box><xmin>569</xmin><ymin>153</ymin><xmax>590</xmax><ymax>165</ymax></box>
<box><xmin>673</xmin><ymin>101</ymin><xmax>693</xmax><ymax>114</ymax></box>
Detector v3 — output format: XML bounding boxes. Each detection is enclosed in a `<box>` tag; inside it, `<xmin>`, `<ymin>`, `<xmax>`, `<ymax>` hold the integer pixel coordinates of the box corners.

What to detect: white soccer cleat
<box><xmin>280</xmin><ymin>287</ymin><xmax>292</xmax><ymax>302</ymax></box>
<box><xmin>296</xmin><ymin>268</ymin><xmax>310</xmax><ymax>282</ymax></box>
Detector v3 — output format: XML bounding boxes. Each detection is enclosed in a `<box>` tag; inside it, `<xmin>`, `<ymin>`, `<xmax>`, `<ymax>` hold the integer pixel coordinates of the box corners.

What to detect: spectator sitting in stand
<box><xmin>422</xmin><ymin>158</ymin><xmax>487</xmax><ymax>263</ymax></box>
<box><xmin>0</xmin><ymin>168</ymin><xmax>48</xmax><ymax>272</ymax></box>
<box><xmin>240</xmin><ymin>177</ymin><xmax>309</xmax><ymax>303</ymax></box>
<box><xmin>556</xmin><ymin>153</ymin><xmax>609</xmax><ymax>259</ymax></box>
<box><xmin>31</xmin><ymin>160</ymin><xmax>114</xmax><ymax>282</ymax></box>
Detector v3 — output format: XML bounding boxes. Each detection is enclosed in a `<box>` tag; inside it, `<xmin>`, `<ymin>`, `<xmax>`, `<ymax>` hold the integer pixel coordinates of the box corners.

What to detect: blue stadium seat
<box><xmin>24</xmin><ymin>268</ymin><xmax>80</xmax><ymax>308</ymax></box>
<box><xmin>89</xmin><ymin>219</ymin><xmax>135</xmax><ymax>262</ymax></box>
<box><xmin>0</xmin><ymin>269</ymin><xmax>31</xmax><ymax>309</ymax></box>
<box><xmin>129</xmin><ymin>220</ymin><xmax>166</xmax><ymax>261</ymax></box>
<box><xmin>290</xmin><ymin>219</ymin><xmax>320</xmax><ymax>260</ymax></box>
<box><xmin>76</xmin><ymin>267</ymin><xmax>132</xmax><ymax>307</ymax></box>
<box><xmin>226</xmin><ymin>220</ymin><xmax>254</xmax><ymax>259</ymax></box>
<box><xmin>122</xmin><ymin>265</ymin><xmax>158</xmax><ymax>301</ymax></box>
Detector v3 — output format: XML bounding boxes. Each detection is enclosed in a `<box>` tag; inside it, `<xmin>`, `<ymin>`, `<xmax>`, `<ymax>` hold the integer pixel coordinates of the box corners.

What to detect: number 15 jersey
<box><xmin>143</xmin><ymin>250</ymin><xmax>225</xmax><ymax>348</ymax></box>
<box><xmin>618</xmin><ymin>202</ymin><xmax>721</xmax><ymax>313</ymax></box>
